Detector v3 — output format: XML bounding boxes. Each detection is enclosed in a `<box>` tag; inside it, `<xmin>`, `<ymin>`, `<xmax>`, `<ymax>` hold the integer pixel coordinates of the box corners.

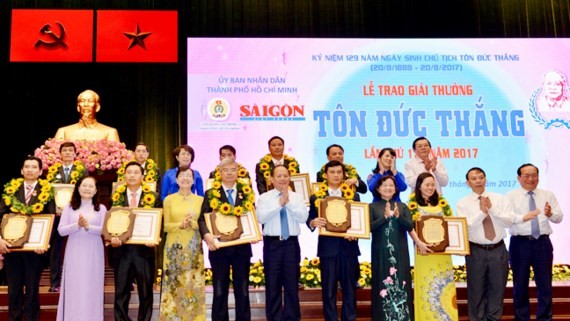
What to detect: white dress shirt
<box><xmin>256</xmin><ymin>188</ymin><xmax>308</xmax><ymax>237</ymax></box>
<box><xmin>127</xmin><ymin>187</ymin><xmax>142</xmax><ymax>206</ymax></box>
<box><xmin>456</xmin><ymin>191</ymin><xmax>514</xmax><ymax>244</ymax></box>
<box><xmin>328</xmin><ymin>188</ymin><xmax>342</xmax><ymax>197</ymax></box>
<box><xmin>404</xmin><ymin>156</ymin><xmax>449</xmax><ymax>194</ymax></box>
<box><xmin>504</xmin><ymin>188</ymin><xmax>563</xmax><ymax>236</ymax></box>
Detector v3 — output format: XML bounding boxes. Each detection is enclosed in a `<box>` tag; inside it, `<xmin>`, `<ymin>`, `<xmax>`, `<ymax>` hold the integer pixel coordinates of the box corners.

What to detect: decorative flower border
<box><xmin>408</xmin><ymin>192</ymin><xmax>452</xmax><ymax>221</ymax></box>
<box><xmin>205</xmin><ymin>178</ymin><xmax>255</xmax><ymax>216</ymax></box>
<box><xmin>34</xmin><ymin>139</ymin><xmax>134</xmax><ymax>173</ymax></box>
<box><xmin>258</xmin><ymin>153</ymin><xmax>299</xmax><ymax>179</ymax></box>
<box><xmin>1</xmin><ymin>178</ymin><xmax>54</xmax><ymax>214</ymax></box>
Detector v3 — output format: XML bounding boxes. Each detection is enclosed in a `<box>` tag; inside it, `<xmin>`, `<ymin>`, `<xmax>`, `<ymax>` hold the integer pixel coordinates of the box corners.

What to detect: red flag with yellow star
<box><xmin>10</xmin><ymin>9</ymin><xmax>94</xmax><ymax>62</ymax></box>
<box><xmin>96</xmin><ymin>10</ymin><xmax>178</xmax><ymax>63</ymax></box>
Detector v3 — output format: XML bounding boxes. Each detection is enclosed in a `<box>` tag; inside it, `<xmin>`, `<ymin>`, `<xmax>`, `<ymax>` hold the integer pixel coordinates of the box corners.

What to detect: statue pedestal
<box><xmin>90</xmin><ymin>170</ymin><xmax>117</xmax><ymax>210</ymax></box>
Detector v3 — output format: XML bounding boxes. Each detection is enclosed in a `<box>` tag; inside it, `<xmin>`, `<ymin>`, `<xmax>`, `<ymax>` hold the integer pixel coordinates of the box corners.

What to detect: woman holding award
<box><xmin>159</xmin><ymin>166</ymin><xmax>206</xmax><ymax>321</ymax></box>
<box><xmin>56</xmin><ymin>176</ymin><xmax>106</xmax><ymax>321</ymax></box>
<box><xmin>407</xmin><ymin>172</ymin><xmax>457</xmax><ymax>321</ymax></box>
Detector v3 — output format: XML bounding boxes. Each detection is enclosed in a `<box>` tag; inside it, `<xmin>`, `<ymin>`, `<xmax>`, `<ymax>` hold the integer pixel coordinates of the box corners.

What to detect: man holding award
<box><xmin>307</xmin><ymin>160</ymin><xmax>361</xmax><ymax>321</ymax></box>
<box><xmin>108</xmin><ymin>161</ymin><xmax>162</xmax><ymax>321</ymax></box>
<box><xmin>198</xmin><ymin>158</ymin><xmax>254</xmax><ymax>321</ymax></box>
<box><xmin>0</xmin><ymin>155</ymin><xmax>56</xmax><ymax>321</ymax></box>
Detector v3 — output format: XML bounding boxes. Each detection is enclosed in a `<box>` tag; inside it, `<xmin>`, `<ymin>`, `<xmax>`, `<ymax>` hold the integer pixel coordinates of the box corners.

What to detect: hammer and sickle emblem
<box><xmin>34</xmin><ymin>21</ymin><xmax>67</xmax><ymax>48</ymax></box>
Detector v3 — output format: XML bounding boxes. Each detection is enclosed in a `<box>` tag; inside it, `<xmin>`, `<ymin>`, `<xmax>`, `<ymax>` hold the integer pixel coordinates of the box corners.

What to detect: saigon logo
<box><xmin>240</xmin><ymin>104</ymin><xmax>305</xmax><ymax>121</ymax></box>
<box><xmin>207</xmin><ymin>98</ymin><xmax>231</xmax><ymax>121</ymax></box>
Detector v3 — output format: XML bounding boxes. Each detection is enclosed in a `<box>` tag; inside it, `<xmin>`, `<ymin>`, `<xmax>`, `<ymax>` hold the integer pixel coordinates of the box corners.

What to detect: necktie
<box><xmin>280</xmin><ymin>206</ymin><xmax>290</xmax><ymax>240</ymax></box>
<box><xmin>227</xmin><ymin>189</ymin><xmax>234</xmax><ymax>206</ymax></box>
<box><xmin>529</xmin><ymin>191</ymin><xmax>540</xmax><ymax>239</ymax></box>
<box><xmin>130</xmin><ymin>192</ymin><xmax>138</xmax><ymax>208</ymax></box>
<box><xmin>479</xmin><ymin>196</ymin><xmax>496</xmax><ymax>241</ymax></box>
<box><xmin>25</xmin><ymin>185</ymin><xmax>33</xmax><ymax>205</ymax></box>
<box><xmin>64</xmin><ymin>167</ymin><xmax>70</xmax><ymax>181</ymax></box>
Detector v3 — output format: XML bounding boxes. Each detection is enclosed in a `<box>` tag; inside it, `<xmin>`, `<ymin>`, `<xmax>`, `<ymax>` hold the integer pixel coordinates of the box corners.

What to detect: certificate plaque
<box><xmin>318</xmin><ymin>201</ymin><xmax>370</xmax><ymax>239</ymax></box>
<box><xmin>204</xmin><ymin>209</ymin><xmax>262</xmax><ymax>248</ymax></box>
<box><xmin>52</xmin><ymin>183</ymin><xmax>75</xmax><ymax>209</ymax></box>
<box><xmin>416</xmin><ymin>215</ymin><xmax>449</xmax><ymax>253</ymax></box>
<box><xmin>9</xmin><ymin>214</ymin><xmax>55</xmax><ymax>252</ymax></box>
<box><xmin>319</xmin><ymin>196</ymin><xmax>351</xmax><ymax>233</ymax></box>
<box><xmin>103</xmin><ymin>207</ymin><xmax>135</xmax><ymax>243</ymax></box>
<box><xmin>209</xmin><ymin>211</ymin><xmax>243</xmax><ymax>242</ymax></box>
<box><xmin>126</xmin><ymin>208</ymin><xmax>163</xmax><ymax>245</ymax></box>
<box><xmin>1</xmin><ymin>214</ymin><xmax>33</xmax><ymax>248</ymax></box>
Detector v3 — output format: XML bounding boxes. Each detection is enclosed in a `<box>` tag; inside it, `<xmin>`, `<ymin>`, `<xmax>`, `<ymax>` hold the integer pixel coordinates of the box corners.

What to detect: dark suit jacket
<box><xmin>306</xmin><ymin>192</ymin><xmax>361</xmax><ymax>258</ymax></box>
<box><xmin>54</xmin><ymin>164</ymin><xmax>88</xmax><ymax>184</ymax></box>
<box><xmin>255</xmin><ymin>158</ymin><xmax>295</xmax><ymax>195</ymax></box>
<box><xmin>0</xmin><ymin>182</ymin><xmax>57</xmax><ymax>216</ymax></box>
<box><xmin>0</xmin><ymin>182</ymin><xmax>56</xmax><ymax>253</ymax></box>
<box><xmin>109</xmin><ymin>190</ymin><xmax>162</xmax><ymax>259</ymax></box>
<box><xmin>198</xmin><ymin>186</ymin><xmax>253</xmax><ymax>258</ymax></box>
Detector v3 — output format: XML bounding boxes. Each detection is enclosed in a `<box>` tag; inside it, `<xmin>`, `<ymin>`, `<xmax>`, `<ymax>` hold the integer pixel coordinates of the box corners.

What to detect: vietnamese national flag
<box><xmin>96</xmin><ymin>10</ymin><xmax>178</xmax><ymax>63</ymax></box>
<box><xmin>10</xmin><ymin>9</ymin><xmax>94</xmax><ymax>62</ymax></box>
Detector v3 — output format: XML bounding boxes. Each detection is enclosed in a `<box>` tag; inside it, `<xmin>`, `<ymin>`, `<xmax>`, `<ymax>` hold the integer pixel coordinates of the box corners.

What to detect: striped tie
<box><xmin>130</xmin><ymin>192</ymin><xmax>138</xmax><ymax>208</ymax></box>
<box><xmin>25</xmin><ymin>185</ymin><xmax>33</xmax><ymax>205</ymax></box>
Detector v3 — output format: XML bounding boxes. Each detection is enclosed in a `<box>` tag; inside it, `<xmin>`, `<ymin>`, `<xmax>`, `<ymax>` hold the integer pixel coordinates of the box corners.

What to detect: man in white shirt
<box><xmin>504</xmin><ymin>163</ymin><xmax>563</xmax><ymax>321</ymax></box>
<box><xmin>257</xmin><ymin>165</ymin><xmax>308</xmax><ymax>321</ymax></box>
<box><xmin>456</xmin><ymin>167</ymin><xmax>514</xmax><ymax>321</ymax></box>
<box><xmin>404</xmin><ymin>136</ymin><xmax>448</xmax><ymax>194</ymax></box>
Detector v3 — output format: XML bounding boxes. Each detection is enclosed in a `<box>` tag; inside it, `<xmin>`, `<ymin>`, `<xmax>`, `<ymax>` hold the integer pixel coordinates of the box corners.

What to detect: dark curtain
<box><xmin>1</xmin><ymin>0</ymin><xmax>569</xmax><ymax>184</ymax></box>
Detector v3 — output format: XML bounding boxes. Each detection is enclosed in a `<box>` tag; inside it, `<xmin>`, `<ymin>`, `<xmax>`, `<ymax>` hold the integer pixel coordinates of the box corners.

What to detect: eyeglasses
<box><xmin>222</xmin><ymin>168</ymin><xmax>238</xmax><ymax>173</ymax></box>
<box><xmin>521</xmin><ymin>174</ymin><xmax>538</xmax><ymax>179</ymax></box>
<box><xmin>178</xmin><ymin>174</ymin><xmax>193</xmax><ymax>179</ymax></box>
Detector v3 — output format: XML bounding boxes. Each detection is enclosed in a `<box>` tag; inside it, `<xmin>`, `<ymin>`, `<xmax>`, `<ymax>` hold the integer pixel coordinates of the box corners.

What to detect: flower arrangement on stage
<box><xmin>300</xmin><ymin>257</ymin><xmax>322</xmax><ymax>288</ymax></box>
<box><xmin>34</xmin><ymin>139</ymin><xmax>134</xmax><ymax>173</ymax></box>
<box><xmin>248</xmin><ymin>260</ymin><xmax>265</xmax><ymax>288</ymax></box>
<box><xmin>200</xmin><ymin>261</ymin><xmax>570</xmax><ymax>288</ymax></box>
<box><xmin>2</xmin><ymin>178</ymin><xmax>55</xmax><ymax>214</ymax></box>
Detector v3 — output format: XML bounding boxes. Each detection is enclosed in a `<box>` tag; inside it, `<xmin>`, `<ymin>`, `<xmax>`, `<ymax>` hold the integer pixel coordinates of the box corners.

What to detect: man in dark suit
<box><xmin>255</xmin><ymin>136</ymin><xmax>299</xmax><ymax>195</ymax></box>
<box><xmin>48</xmin><ymin>141</ymin><xmax>87</xmax><ymax>292</ymax></box>
<box><xmin>109</xmin><ymin>161</ymin><xmax>162</xmax><ymax>321</ymax></box>
<box><xmin>198</xmin><ymin>158</ymin><xmax>253</xmax><ymax>321</ymax></box>
<box><xmin>316</xmin><ymin>144</ymin><xmax>367</xmax><ymax>195</ymax></box>
<box><xmin>0</xmin><ymin>155</ymin><xmax>56</xmax><ymax>321</ymax></box>
<box><xmin>307</xmin><ymin>160</ymin><xmax>361</xmax><ymax>321</ymax></box>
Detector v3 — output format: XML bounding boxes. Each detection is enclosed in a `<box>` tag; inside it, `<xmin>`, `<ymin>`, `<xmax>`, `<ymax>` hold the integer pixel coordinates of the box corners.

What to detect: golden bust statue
<box><xmin>54</xmin><ymin>89</ymin><xmax>120</xmax><ymax>142</ymax></box>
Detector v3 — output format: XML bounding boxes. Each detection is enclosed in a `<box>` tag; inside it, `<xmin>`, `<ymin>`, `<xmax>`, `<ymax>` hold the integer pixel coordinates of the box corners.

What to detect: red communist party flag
<box><xmin>96</xmin><ymin>10</ymin><xmax>178</xmax><ymax>63</ymax></box>
<box><xmin>10</xmin><ymin>9</ymin><xmax>94</xmax><ymax>62</ymax></box>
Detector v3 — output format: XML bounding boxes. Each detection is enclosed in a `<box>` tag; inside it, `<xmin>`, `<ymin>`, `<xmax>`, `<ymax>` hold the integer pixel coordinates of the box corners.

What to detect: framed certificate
<box><xmin>312</xmin><ymin>182</ymin><xmax>321</xmax><ymax>194</ymax></box>
<box><xmin>318</xmin><ymin>200</ymin><xmax>370</xmax><ymax>239</ymax></box>
<box><xmin>204</xmin><ymin>210</ymin><xmax>262</xmax><ymax>248</ymax></box>
<box><xmin>1</xmin><ymin>214</ymin><xmax>33</xmax><ymax>248</ymax></box>
<box><xmin>10</xmin><ymin>214</ymin><xmax>55</xmax><ymax>252</ymax></box>
<box><xmin>416</xmin><ymin>215</ymin><xmax>449</xmax><ymax>252</ymax></box>
<box><xmin>52</xmin><ymin>183</ymin><xmax>75</xmax><ymax>209</ymax></box>
<box><xmin>415</xmin><ymin>216</ymin><xmax>470</xmax><ymax>255</ymax></box>
<box><xmin>290</xmin><ymin>173</ymin><xmax>311</xmax><ymax>205</ymax></box>
<box><xmin>126</xmin><ymin>208</ymin><xmax>163</xmax><ymax>245</ymax></box>
<box><xmin>444</xmin><ymin>217</ymin><xmax>470</xmax><ymax>255</ymax></box>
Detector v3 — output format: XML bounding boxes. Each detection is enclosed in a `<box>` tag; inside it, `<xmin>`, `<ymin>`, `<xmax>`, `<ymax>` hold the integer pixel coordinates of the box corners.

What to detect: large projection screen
<box><xmin>187</xmin><ymin>38</ymin><xmax>569</xmax><ymax>265</ymax></box>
